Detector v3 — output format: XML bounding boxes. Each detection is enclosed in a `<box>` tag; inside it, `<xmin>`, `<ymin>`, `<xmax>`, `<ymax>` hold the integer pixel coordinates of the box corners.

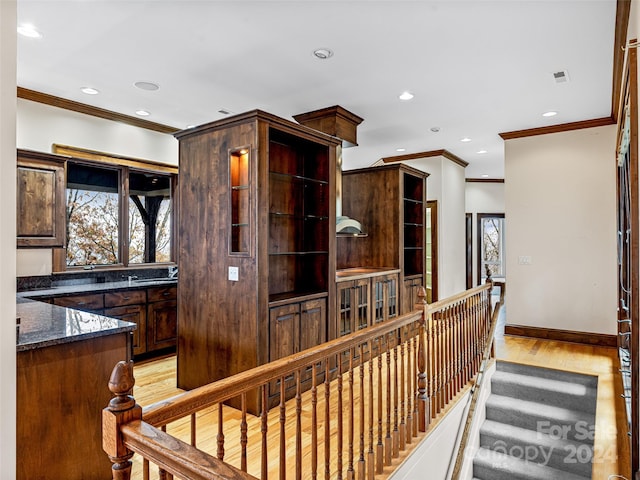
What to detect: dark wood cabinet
<box><xmin>53</xmin><ymin>293</ymin><xmax>104</xmax><ymax>313</ymax></box>
<box><xmin>337</xmin><ymin>277</ymin><xmax>370</xmax><ymax>337</ymax></box>
<box><xmin>403</xmin><ymin>275</ymin><xmax>423</xmax><ymax>315</ymax></box>
<box><xmin>175</xmin><ymin>110</ymin><xmax>339</xmax><ymax>411</ymax></box>
<box><xmin>147</xmin><ymin>297</ymin><xmax>178</xmax><ymax>352</ymax></box>
<box><xmin>105</xmin><ymin>303</ymin><xmax>147</xmax><ymax>356</ymax></box>
<box><xmin>372</xmin><ymin>273</ymin><xmax>399</xmax><ymax>324</ymax></box>
<box><xmin>268</xmin><ymin>295</ymin><xmax>327</xmax><ymax>400</ymax></box>
<box><xmin>17</xmin><ymin>330</ymin><xmax>130</xmax><ymax>480</ymax></box>
<box><xmin>337</xmin><ymin>164</ymin><xmax>428</xmax><ymax>313</ymax></box>
<box><xmin>45</xmin><ymin>285</ymin><xmax>177</xmax><ymax>357</ymax></box>
<box><xmin>17</xmin><ymin>149</ymin><xmax>66</xmax><ymax>248</ymax></box>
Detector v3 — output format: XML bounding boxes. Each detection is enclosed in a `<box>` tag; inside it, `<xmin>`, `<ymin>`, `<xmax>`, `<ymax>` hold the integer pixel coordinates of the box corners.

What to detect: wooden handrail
<box><xmin>143</xmin><ymin>308</ymin><xmax>425</xmax><ymax>427</ymax></box>
<box><xmin>104</xmin><ymin>283</ymin><xmax>496</xmax><ymax>480</ymax></box>
<box><xmin>449</xmin><ymin>280</ymin><xmax>506</xmax><ymax>480</ymax></box>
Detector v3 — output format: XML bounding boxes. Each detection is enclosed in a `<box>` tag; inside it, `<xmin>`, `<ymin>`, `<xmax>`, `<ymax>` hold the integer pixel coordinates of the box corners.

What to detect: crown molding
<box><xmin>499</xmin><ymin>116</ymin><xmax>615</xmax><ymax>140</ymax></box>
<box><xmin>466</xmin><ymin>178</ymin><xmax>504</xmax><ymax>183</ymax></box>
<box><xmin>381</xmin><ymin>148</ymin><xmax>469</xmax><ymax>168</ymax></box>
<box><xmin>17</xmin><ymin>87</ymin><xmax>179</xmax><ymax>135</ymax></box>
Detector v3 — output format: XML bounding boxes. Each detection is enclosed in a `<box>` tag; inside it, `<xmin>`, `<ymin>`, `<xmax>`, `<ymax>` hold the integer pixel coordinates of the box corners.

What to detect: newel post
<box><xmin>416</xmin><ymin>286</ymin><xmax>430</xmax><ymax>432</ymax></box>
<box><xmin>102</xmin><ymin>360</ymin><xmax>141</xmax><ymax>480</ymax></box>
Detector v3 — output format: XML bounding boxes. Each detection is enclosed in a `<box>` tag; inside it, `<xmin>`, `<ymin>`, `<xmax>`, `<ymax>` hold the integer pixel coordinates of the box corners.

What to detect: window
<box><xmin>64</xmin><ymin>161</ymin><xmax>174</xmax><ymax>269</ymax></box>
<box><xmin>477</xmin><ymin>213</ymin><xmax>505</xmax><ymax>283</ymax></box>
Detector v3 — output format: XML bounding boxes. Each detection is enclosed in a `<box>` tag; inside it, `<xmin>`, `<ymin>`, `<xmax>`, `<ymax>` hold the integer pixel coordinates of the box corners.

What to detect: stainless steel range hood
<box><xmin>293</xmin><ymin>106</ymin><xmax>366</xmax><ymax>237</ymax></box>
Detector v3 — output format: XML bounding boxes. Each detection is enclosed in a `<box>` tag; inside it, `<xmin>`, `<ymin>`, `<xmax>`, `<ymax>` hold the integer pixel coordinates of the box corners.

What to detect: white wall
<box><xmin>16</xmin><ymin>99</ymin><xmax>179</xmax><ymax>277</ymax></box>
<box><xmin>17</xmin><ymin>99</ymin><xmax>178</xmax><ymax>166</ymax></box>
<box><xmin>410</xmin><ymin>156</ymin><xmax>466</xmax><ymax>298</ymax></box>
<box><xmin>1</xmin><ymin>0</ymin><xmax>17</xmax><ymax>476</ymax></box>
<box><xmin>504</xmin><ymin>125</ymin><xmax>617</xmax><ymax>335</ymax></box>
<box><xmin>465</xmin><ymin>182</ymin><xmax>505</xmax><ymax>286</ymax></box>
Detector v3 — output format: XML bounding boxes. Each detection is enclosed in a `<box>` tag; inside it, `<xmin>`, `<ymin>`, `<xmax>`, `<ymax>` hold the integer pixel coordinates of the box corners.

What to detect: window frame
<box><xmin>52</xmin><ymin>145</ymin><xmax>178</xmax><ymax>273</ymax></box>
<box><xmin>476</xmin><ymin>213</ymin><xmax>505</xmax><ymax>284</ymax></box>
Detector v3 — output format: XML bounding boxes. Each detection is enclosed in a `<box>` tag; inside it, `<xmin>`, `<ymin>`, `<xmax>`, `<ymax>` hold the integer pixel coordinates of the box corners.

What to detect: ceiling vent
<box><xmin>553</xmin><ymin>70</ymin><xmax>570</xmax><ymax>84</ymax></box>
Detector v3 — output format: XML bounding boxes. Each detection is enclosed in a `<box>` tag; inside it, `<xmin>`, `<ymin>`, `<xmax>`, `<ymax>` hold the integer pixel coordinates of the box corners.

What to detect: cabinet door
<box><xmin>269</xmin><ymin>303</ymin><xmax>300</xmax><ymax>361</ymax></box>
<box><xmin>17</xmin><ymin>154</ymin><xmax>66</xmax><ymax>248</ymax></box>
<box><xmin>269</xmin><ymin>303</ymin><xmax>300</xmax><ymax>395</ymax></box>
<box><xmin>300</xmin><ymin>298</ymin><xmax>326</xmax><ymax>351</ymax></box>
<box><xmin>147</xmin><ymin>299</ymin><xmax>177</xmax><ymax>351</ymax></box>
<box><xmin>372</xmin><ymin>273</ymin><xmax>399</xmax><ymax>324</ymax></box>
<box><xmin>105</xmin><ymin>304</ymin><xmax>147</xmax><ymax>356</ymax></box>
<box><xmin>402</xmin><ymin>276</ymin><xmax>423</xmax><ymax>314</ymax></box>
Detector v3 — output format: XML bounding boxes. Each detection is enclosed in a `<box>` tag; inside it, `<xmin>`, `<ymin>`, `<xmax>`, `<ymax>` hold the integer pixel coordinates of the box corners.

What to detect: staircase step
<box><xmin>497</xmin><ymin>361</ymin><xmax>597</xmax><ymax>388</ymax></box>
<box><xmin>479</xmin><ymin>420</ymin><xmax>593</xmax><ymax>477</ymax></box>
<box><xmin>491</xmin><ymin>370</ymin><xmax>597</xmax><ymax>413</ymax></box>
<box><xmin>473</xmin><ymin>447</ymin><xmax>590</xmax><ymax>480</ymax></box>
<box><xmin>485</xmin><ymin>394</ymin><xmax>595</xmax><ymax>444</ymax></box>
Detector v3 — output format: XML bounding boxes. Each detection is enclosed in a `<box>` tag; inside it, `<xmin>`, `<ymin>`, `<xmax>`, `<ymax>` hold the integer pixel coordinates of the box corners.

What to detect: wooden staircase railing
<box><xmin>103</xmin><ymin>283</ymin><xmax>496</xmax><ymax>480</ymax></box>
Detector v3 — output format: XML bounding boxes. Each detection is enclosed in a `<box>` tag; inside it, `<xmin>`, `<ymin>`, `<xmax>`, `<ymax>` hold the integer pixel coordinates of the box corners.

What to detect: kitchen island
<box><xmin>17</xmin><ymin>298</ymin><xmax>135</xmax><ymax>480</ymax></box>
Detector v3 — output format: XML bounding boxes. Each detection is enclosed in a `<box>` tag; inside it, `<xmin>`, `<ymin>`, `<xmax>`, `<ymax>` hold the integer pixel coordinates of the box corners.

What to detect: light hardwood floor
<box><xmin>129</xmin><ymin>319</ymin><xmax>631</xmax><ymax>479</ymax></box>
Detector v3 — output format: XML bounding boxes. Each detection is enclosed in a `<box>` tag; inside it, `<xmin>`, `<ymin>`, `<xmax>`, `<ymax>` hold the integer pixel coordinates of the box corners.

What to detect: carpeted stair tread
<box><xmin>473</xmin><ymin>446</ymin><xmax>591</xmax><ymax>480</ymax></box>
<box><xmin>480</xmin><ymin>420</ymin><xmax>593</xmax><ymax>477</ymax></box>
<box><xmin>491</xmin><ymin>370</ymin><xmax>597</xmax><ymax>413</ymax></box>
<box><xmin>496</xmin><ymin>361</ymin><xmax>598</xmax><ymax>388</ymax></box>
<box><xmin>485</xmin><ymin>394</ymin><xmax>595</xmax><ymax>444</ymax></box>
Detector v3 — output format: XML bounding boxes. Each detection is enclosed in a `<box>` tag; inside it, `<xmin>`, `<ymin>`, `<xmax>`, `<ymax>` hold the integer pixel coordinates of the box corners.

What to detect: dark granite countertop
<box><xmin>16</xmin><ymin>297</ymin><xmax>136</xmax><ymax>352</ymax></box>
<box><xmin>18</xmin><ymin>278</ymin><xmax>178</xmax><ymax>300</ymax></box>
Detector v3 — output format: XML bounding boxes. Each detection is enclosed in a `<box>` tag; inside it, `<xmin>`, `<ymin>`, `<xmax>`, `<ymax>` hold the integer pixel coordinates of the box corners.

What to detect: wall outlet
<box><xmin>518</xmin><ymin>255</ymin><xmax>532</xmax><ymax>265</ymax></box>
<box><xmin>228</xmin><ymin>266</ymin><xmax>239</xmax><ymax>281</ymax></box>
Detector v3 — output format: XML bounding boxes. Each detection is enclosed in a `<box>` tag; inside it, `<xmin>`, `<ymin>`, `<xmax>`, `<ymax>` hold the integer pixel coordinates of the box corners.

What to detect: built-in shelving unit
<box><xmin>336</xmin><ymin>163</ymin><xmax>428</xmax><ymax>315</ymax></box>
<box><xmin>175</xmin><ymin>110</ymin><xmax>339</xmax><ymax>412</ymax></box>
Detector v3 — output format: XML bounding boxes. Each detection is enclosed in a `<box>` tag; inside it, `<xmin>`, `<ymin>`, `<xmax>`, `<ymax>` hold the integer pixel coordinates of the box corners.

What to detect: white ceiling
<box><xmin>16</xmin><ymin>0</ymin><xmax>617</xmax><ymax>177</ymax></box>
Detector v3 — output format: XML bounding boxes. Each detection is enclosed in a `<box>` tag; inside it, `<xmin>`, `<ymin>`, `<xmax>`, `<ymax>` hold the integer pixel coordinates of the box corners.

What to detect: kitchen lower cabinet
<box><xmin>105</xmin><ymin>304</ymin><xmax>147</xmax><ymax>355</ymax></box>
<box><xmin>53</xmin><ymin>293</ymin><xmax>104</xmax><ymax>314</ymax></box>
<box><xmin>17</xmin><ymin>329</ymin><xmax>131</xmax><ymax>480</ymax></box>
<box><xmin>146</xmin><ymin>286</ymin><xmax>178</xmax><ymax>352</ymax></box>
<box><xmin>36</xmin><ymin>284</ymin><xmax>178</xmax><ymax>358</ymax></box>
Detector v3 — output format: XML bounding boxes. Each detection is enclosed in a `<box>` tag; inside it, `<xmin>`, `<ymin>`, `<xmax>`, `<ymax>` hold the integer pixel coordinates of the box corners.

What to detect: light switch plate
<box><xmin>228</xmin><ymin>266</ymin><xmax>239</xmax><ymax>281</ymax></box>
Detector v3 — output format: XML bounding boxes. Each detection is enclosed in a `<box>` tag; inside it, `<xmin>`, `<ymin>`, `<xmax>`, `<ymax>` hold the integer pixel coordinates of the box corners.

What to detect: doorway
<box><xmin>477</xmin><ymin>213</ymin><xmax>505</xmax><ymax>284</ymax></box>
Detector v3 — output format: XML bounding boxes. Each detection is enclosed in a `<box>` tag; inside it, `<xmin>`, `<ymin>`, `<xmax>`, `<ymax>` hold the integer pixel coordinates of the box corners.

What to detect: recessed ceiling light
<box><xmin>542</xmin><ymin>111</ymin><xmax>558</xmax><ymax>117</ymax></box>
<box><xmin>477</xmin><ymin>149</ymin><xmax>488</xmax><ymax>154</ymax></box>
<box><xmin>186</xmin><ymin>125</ymin><xmax>196</xmax><ymax>129</ymax></box>
<box><xmin>461</xmin><ymin>137</ymin><xmax>472</xmax><ymax>143</ymax></box>
<box><xmin>396</xmin><ymin>148</ymin><xmax>406</xmax><ymax>152</ymax></box>
<box><xmin>134</xmin><ymin>81</ymin><xmax>160</xmax><ymax>91</ymax></box>
<box><xmin>430</xmin><ymin>127</ymin><xmax>440</xmax><ymax>133</ymax></box>
<box><xmin>218</xmin><ymin>108</ymin><xmax>233</xmax><ymax>115</ymax></box>
<box><xmin>17</xmin><ymin>24</ymin><xmax>42</xmax><ymax>38</ymax></box>
<box><xmin>313</xmin><ymin>48</ymin><xmax>333</xmax><ymax>60</ymax></box>
<box><xmin>399</xmin><ymin>91</ymin><xmax>414</xmax><ymax>101</ymax></box>
<box><xmin>81</xmin><ymin>87</ymin><xmax>99</xmax><ymax>95</ymax></box>
<box><xmin>135</xmin><ymin>110</ymin><xmax>150</xmax><ymax>116</ymax></box>
<box><xmin>481</xmin><ymin>174</ymin><xmax>489</xmax><ymax>178</ymax></box>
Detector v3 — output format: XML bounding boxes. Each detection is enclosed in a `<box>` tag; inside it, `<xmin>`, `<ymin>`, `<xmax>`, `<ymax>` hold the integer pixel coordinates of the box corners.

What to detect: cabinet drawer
<box><xmin>105</xmin><ymin>290</ymin><xmax>146</xmax><ymax>308</ymax></box>
<box><xmin>53</xmin><ymin>293</ymin><xmax>104</xmax><ymax>310</ymax></box>
<box><xmin>147</xmin><ymin>286</ymin><xmax>177</xmax><ymax>302</ymax></box>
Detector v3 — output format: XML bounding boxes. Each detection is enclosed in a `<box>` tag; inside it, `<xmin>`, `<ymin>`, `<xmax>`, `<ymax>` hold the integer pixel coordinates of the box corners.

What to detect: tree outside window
<box><xmin>65</xmin><ymin>162</ymin><xmax>173</xmax><ymax>268</ymax></box>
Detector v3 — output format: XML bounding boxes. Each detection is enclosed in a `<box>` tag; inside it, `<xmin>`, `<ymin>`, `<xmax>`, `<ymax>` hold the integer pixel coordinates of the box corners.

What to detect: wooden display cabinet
<box><xmin>337</xmin><ymin>164</ymin><xmax>428</xmax><ymax>314</ymax></box>
<box><xmin>175</xmin><ymin>110</ymin><xmax>339</xmax><ymax>412</ymax></box>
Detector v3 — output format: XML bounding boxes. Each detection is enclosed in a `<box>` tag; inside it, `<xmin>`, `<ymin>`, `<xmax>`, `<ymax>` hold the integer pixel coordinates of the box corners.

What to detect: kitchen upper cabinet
<box><xmin>17</xmin><ymin>149</ymin><xmax>66</xmax><ymax>248</ymax></box>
